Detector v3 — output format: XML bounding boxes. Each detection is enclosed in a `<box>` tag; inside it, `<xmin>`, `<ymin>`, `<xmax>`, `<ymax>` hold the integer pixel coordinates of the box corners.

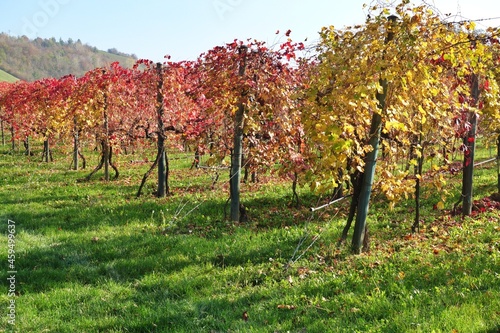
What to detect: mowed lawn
<box><xmin>0</xmin><ymin>142</ymin><xmax>499</xmax><ymax>333</ymax></box>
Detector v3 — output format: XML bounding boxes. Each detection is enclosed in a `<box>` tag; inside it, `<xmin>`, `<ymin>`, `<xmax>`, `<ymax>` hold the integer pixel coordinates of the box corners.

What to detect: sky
<box><xmin>0</xmin><ymin>0</ymin><xmax>500</xmax><ymax>62</ymax></box>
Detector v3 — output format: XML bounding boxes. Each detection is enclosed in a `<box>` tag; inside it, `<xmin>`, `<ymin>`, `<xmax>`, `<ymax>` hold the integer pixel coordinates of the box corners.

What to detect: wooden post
<box><xmin>103</xmin><ymin>111</ymin><xmax>110</xmax><ymax>181</ymax></box>
<box><xmin>43</xmin><ymin>139</ymin><xmax>50</xmax><ymax>162</ymax></box>
<box><xmin>351</xmin><ymin>98</ymin><xmax>384</xmax><ymax>253</ymax></box>
<box><xmin>497</xmin><ymin>134</ymin><xmax>500</xmax><ymax>193</ymax></box>
<box><xmin>412</xmin><ymin>132</ymin><xmax>424</xmax><ymax>233</ymax></box>
<box><xmin>156</xmin><ymin>62</ymin><xmax>168</xmax><ymax>197</ymax></box>
<box><xmin>10</xmin><ymin>126</ymin><xmax>15</xmax><ymax>151</ymax></box>
<box><xmin>73</xmin><ymin>117</ymin><xmax>79</xmax><ymax>170</ymax></box>
<box><xmin>352</xmin><ymin>15</ymin><xmax>397</xmax><ymax>254</ymax></box>
<box><xmin>230</xmin><ymin>45</ymin><xmax>248</xmax><ymax>222</ymax></box>
<box><xmin>1</xmin><ymin>120</ymin><xmax>5</xmax><ymax>146</ymax></box>
<box><xmin>461</xmin><ymin>74</ymin><xmax>479</xmax><ymax>216</ymax></box>
<box><xmin>24</xmin><ymin>136</ymin><xmax>31</xmax><ymax>156</ymax></box>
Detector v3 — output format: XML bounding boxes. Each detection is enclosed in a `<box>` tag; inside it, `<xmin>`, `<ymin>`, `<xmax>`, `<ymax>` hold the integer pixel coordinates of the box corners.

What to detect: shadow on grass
<box><xmin>1</xmin><ymin>179</ymin><xmax>318</xmax><ymax>236</ymax></box>
<box><xmin>76</xmin><ymin>289</ymin><xmax>295</xmax><ymax>333</ymax></box>
<box><xmin>14</xmin><ymin>231</ymin><xmax>192</xmax><ymax>292</ymax></box>
<box><xmin>8</xmin><ymin>191</ymin><xmax>303</xmax><ymax>293</ymax></box>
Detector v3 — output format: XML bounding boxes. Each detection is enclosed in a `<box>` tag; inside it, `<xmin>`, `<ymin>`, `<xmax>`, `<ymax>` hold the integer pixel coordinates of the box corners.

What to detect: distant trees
<box><xmin>0</xmin><ymin>33</ymin><xmax>136</xmax><ymax>81</ymax></box>
<box><xmin>107</xmin><ymin>48</ymin><xmax>137</xmax><ymax>59</ymax></box>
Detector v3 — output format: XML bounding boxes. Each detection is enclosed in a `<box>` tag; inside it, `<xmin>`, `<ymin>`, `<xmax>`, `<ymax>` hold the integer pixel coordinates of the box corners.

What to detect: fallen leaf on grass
<box><xmin>297</xmin><ymin>266</ymin><xmax>310</xmax><ymax>279</ymax></box>
<box><xmin>277</xmin><ymin>304</ymin><xmax>296</xmax><ymax>310</ymax></box>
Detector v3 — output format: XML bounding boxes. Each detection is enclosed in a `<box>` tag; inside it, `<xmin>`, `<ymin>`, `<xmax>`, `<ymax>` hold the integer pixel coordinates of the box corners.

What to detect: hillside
<box><xmin>0</xmin><ymin>68</ymin><xmax>18</xmax><ymax>82</ymax></box>
<box><xmin>0</xmin><ymin>33</ymin><xmax>137</xmax><ymax>82</ymax></box>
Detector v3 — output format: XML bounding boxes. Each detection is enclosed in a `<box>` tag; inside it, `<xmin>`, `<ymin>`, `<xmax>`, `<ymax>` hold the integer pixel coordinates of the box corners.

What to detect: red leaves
<box><xmin>481</xmin><ymin>79</ymin><xmax>490</xmax><ymax>92</ymax></box>
<box><xmin>279</xmin><ymin>40</ymin><xmax>302</xmax><ymax>61</ymax></box>
<box><xmin>275</xmin><ymin>29</ymin><xmax>292</xmax><ymax>37</ymax></box>
<box><xmin>464</xmin><ymin>157</ymin><xmax>471</xmax><ymax>167</ymax></box>
<box><xmin>194</xmin><ymin>37</ymin><xmax>302</xmax><ymax>172</ymax></box>
<box><xmin>429</xmin><ymin>53</ymin><xmax>451</xmax><ymax>68</ymax></box>
<box><xmin>451</xmin><ymin>194</ymin><xmax>500</xmax><ymax>217</ymax></box>
<box><xmin>226</xmin><ymin>40</ymin><xmax>240</xmax><ymax>49</ymax></box>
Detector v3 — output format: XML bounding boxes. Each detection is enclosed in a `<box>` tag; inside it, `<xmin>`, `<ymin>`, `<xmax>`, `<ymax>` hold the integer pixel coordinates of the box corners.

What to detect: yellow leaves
<box><xmin>406</xmin><ymin>70</ymin><xmax>413</xmax><ymax>84</ymax></box>
<box><xmin>384</xmin><ymin>119</ymin><xmax>407</xmax><ymax>132</ymax></box>
<box><xmin>310</xmin><ymin>178</ymin><xmax>339</xmax><ymax>194</ymax></box>
<box><xmin>319</xmin><ymin>25</ymin><xmax>338</xmax><ymax>45</ymax></box>
<box><xmin>414</xmin><ymin>147</ymin><xmax>422</xmax><ymax>158</ymax></box>
<box><xmin>396</xmin><ymin>94</ymin><xmax>409</xmax><ymax>107</ymax></box>
<box><xmin>418</xmin><ymin>105</ymin><xmax>427</xmax><ymax>124</ymax></box>
<box><xmin>465</xmin><ymin>21</ymin><xmax>476</xmax><ymax>32</ymax></box>
<box><xmin>363</xmin><ymin>145</ymin><xmax>374</xmax><ymax>154</ymax></box>
<box><xmin>379</xmin><ymin>168</ymin><xmax>416</xmax><ymax>206</ymax></box>
<box><xmin>429</xmin><ymin>87</ymin><xmax>439</xmax><ymax>97</ymax></box>
<box><xmin>430</xmin><ymin>172</ymin><xmax>449</xmax><ymax>199</ymax></box>
<box><xmin>303</xmin><ymin>4</ymin><xmax>500</xmax><ymax>200</ymax></box>
<box><xmin>343</xmin><ymin>123</ymin><xmax>355</xmax><ymax>135</ymax></box>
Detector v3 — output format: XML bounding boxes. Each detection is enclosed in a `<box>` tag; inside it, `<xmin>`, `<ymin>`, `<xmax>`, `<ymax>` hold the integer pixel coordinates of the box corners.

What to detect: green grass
<box><xmin>0</xmin><ymin>142</ymin><xmax>499</xmax><ymax>332</ymax></box>
<box><xmin>98</xmin><ymin>50</ymin><xmax>137</xmax><ymax>68</ymax></box>
<box><xmin>0</xmin><ymin>69</ymin><xmax>18</xmax><ymax>83</ymax></box>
